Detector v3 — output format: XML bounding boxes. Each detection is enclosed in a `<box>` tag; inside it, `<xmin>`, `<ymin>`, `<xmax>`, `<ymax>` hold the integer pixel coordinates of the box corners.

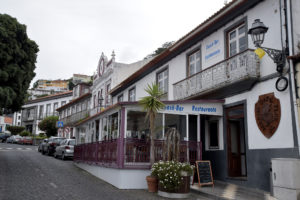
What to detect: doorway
<box><xmin>226</xmin><ymin>105</ymin><xmax>247</xmax><ymax>177</ymax></box>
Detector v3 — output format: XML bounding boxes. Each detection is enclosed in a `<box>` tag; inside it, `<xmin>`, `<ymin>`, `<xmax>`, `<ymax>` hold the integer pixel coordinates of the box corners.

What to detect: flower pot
<box><xmin>146</xmin><ymin>176</ymin><xmax>158</xmax><ymax>193</ymax></box>
<box><xmin>158</xmin><ymin>176</ymin><xmax>190</xmax><ymax>198</ymax></box>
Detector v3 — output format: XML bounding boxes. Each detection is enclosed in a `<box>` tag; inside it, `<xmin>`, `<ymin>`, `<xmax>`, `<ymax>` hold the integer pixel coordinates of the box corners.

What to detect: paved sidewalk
<box><xmin>191</xmin><ymin>181</ymin><xmax>277</xmax><ymax>200</ymax></box>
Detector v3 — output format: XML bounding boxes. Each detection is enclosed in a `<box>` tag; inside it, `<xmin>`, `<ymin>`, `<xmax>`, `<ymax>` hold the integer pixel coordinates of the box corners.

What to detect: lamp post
<box><xmin>248</xmin><ymin>19</ymin><xmax>288</xmax><ymax>91</ymax></box>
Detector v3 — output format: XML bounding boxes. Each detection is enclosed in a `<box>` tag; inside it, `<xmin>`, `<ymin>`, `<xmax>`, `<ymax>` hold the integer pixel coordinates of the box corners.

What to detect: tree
<box><xmin>68</xmin><ymin>78</ymin><xmax>75</xmax><ymax>90</ymax></box>
<box><xmin>38</xmin><ymin>116</ymin><xmax>59</xmax><ymax>137</ymax></box>
<box><xmin>6</xmin><ymin>126</ymin><xmax>25</xmax><ymax>135</ymax></box>
<box><xmin>0</xmin><ymin>14</ymin><xmax>39</xmax><ymax>113</ymax></box>
<box><xmin>145</xmin><ymin>41</ymin><xmax>175</xmax><ymax>59</ymax></box>
<box><xmin>139</xmin><ymin>83</ymin><xmax>165</xmax><ymax>165</ymax></box>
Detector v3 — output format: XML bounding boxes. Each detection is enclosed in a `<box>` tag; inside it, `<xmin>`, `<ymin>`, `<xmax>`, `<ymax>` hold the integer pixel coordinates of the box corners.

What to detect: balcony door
<box><xmin>226</xmin><ymin>105</ymin><xmax>247</xmax><ymax>177</ymax></box>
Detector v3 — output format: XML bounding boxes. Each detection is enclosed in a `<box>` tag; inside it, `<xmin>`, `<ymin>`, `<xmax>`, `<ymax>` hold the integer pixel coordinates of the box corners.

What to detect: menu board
<box><xmin>196</xmin><ymin>161</ymin><xmax>214</xmax><ymax>187</ymax></box>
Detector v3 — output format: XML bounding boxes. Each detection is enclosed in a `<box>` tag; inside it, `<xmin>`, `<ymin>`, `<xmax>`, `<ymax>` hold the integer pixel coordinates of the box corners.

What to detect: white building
<box><xmin>21</xmin><ymin>91</ymin><xmax>73</xmax><ymax>135</ymax></box>
<box><xmin>0</xmin><ymin>116</ymin><xmax>12</xmax><ymax>133</ymax></box>
<box><xmin>12</xmin><ymin>112</ymin><xmax>21</xmax><ymax>126</ymax></box>
<box><xmin>72</xmin><ymin>0</ymin><xmax>300</xmax><ymax>194</ymax></box>
<box><xmin>73</xmin><ymin>52</ymin><xmax>151</xmax><ymax>144</ymax></box>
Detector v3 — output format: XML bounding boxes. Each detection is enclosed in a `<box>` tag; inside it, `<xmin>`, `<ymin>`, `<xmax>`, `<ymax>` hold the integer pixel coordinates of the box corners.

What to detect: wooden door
<box><xmin>226</xmin><ymin>105</ymin><xmax>246</xmax><ymax>177</ymax></box>
<box><xmin>227</xmin><ymin>120</ymin><xmax>242</xmax><ymax>177</ymax></box>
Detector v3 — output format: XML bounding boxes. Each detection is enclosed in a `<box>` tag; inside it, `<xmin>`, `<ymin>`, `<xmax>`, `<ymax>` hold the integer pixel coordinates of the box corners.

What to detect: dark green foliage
<box><xmin>68</xmin><ymin>78</ymin><xmax>75</xmax><ymax>90</ymax></box>
<box><xmin>6</xmin><ymin>125</ymin><xmax>25</xmax><ymax>135</ymax></box>
<box><xmin>145</xmin><ymin>41</ymin><xmax>175</xmax><ymax>59</ymax></box>
<box><xmin>20</xmin><ymin>130</ymin><xmax>31</xmax><ymax>136</ymax></box>
<box><xmin>38</xmin><ymin>116</ymin><xmax>59</xmax><ymax>137</ymax></box>
<box><xmin>0</xmin><ymin>14</ymin><xmax>39</xmax><ymax>112</ymax></box>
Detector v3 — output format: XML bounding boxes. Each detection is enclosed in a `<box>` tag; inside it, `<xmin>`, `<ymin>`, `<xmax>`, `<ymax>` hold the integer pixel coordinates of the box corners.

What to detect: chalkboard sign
<box><xmin>196</xmin><ymin>161</ymin><xmax>214</xmax><ymax>187</ymax></box>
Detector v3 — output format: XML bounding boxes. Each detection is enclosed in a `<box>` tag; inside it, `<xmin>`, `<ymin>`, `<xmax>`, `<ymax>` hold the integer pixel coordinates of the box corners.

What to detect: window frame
<box><xmin>186</xmin><ymin>47</ymin><xmax>201</xmax><ymax>77</ymax></box>
<box><xmin>224</xmin><ymin>17</ymin><xmax>248</xmax><ymax>58</ymax></box>
<box><xmin>156</xmin><ymin>66</ymin><xmax>169</xmax><ymax>95</ymax></box>
<box><xmin>118</xmin><ymin>94</ymin><xmax>124</xmax><ymax>102</ymax></box>
<box><xmin>208</xmin><ymin>120</ymin><xmax>219</xmax><ymax>150</ymax></box>
<box><xmin>128</xmin><ymin>87</ymin><xmax>136</xmax><ymax>102</ymax></box>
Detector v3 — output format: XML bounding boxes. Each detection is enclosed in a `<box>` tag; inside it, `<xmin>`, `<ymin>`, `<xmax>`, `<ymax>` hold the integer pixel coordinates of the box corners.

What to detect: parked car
<box><xmin>42</xmin><ymin>137</ymin><xmax>66</xmax><ymax>156</ymax></box>
<box><xmin>23</xmin><ymin>136</ymin><xmax>33</xmax><ymax>145</ymax></box>
<box><xmin>54</xmin><ymin>139</ymin><xmax>75</xmax><ymax>160</ymax></box>
<box><xmin>0</xmin><ymin>134</ymin><xmax>11</xmax><ymax>143</ymax></box>
<box><xmin>17</xmin><ymin>136</ymin><xmax>25</xmax><ymax>145</ymax></box>
<box><xmin>38</xmin><ymin>139</ymin><xmax>48</xmax><ymax>152</ymax></box>
<box><xmin>11</xmin><ymin>135</ymin><xmax>23</xmax><ymax>144</ymax></box>
<box><xmin>6</xmin><ymin>136</ymin><xmax>14</xmax><ymax>143</ymax></box>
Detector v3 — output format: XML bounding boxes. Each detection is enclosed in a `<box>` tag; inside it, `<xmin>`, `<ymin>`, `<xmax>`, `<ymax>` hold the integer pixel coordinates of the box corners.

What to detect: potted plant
<box><xmin>139</xmin><ymin>83</ymin><xmax>165</xmax><ymax>192</ymax></box>
<box><xmin>151</xmin><ymin>160</ymin><xmax>194</xmax><ymax>198</ymax></box>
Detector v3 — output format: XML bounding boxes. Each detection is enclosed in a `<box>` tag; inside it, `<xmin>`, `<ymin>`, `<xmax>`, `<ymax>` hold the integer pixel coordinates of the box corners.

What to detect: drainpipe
<box><xmin>284</xmin><ymin>0</ymin><xmax>300</xmax><ymax>155</ymax></box>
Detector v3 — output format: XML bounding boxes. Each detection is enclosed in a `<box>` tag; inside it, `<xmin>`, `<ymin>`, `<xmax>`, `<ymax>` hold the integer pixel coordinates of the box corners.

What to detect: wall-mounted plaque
<box><xmin>255</xmin><ymin>93</ymin><xmax>281</xmax><ymax>138</ymax></box>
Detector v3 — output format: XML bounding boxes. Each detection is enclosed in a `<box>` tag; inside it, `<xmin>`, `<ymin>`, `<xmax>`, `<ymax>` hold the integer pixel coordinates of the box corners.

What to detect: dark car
<box><xmin>0</xmin><ymin>134</ymin><xmax>11</xmax><ymax>143</ymax></box>
<box><xmin>42</xmin><ymin>137</ymin><xmax>66</xmax><ymax>156</ymax></box>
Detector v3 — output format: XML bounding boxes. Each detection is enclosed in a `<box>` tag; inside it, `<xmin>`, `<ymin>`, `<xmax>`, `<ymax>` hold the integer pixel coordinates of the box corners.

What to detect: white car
<box><xmin>54</xmin><ymin>139</ymin><xmax>75</xmax><ymax>160</ymax></box>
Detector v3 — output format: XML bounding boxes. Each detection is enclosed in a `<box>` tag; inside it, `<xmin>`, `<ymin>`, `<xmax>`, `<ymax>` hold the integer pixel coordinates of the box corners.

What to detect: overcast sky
<box><xmin>0</xmin><ymin>0</ymin><xmax>226</xmax><ymax>86</ymax></box>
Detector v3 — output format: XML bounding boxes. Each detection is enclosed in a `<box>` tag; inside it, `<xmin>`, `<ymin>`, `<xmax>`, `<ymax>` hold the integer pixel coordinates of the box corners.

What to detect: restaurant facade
<box><xmin>73</xmin><ymin>0</ymin><xmax>300</xmax><ymax>192</ymax></box>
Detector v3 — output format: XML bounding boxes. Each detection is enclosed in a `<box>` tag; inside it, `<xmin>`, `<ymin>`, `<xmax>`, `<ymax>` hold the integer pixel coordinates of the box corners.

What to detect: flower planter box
<box><xmin>157</xmin><ymin>176</ymin><xmax>190</xmax><ymax>199</ymax></box>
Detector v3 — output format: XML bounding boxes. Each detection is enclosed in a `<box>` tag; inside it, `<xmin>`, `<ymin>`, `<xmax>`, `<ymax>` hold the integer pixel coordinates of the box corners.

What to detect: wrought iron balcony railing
<box><xmin>173</xmin><ymin>49</ymin><xmax>260</xmax><ymax>100</ymax></box>
<box><xmin>60</xmin><ymin>109</ymin><xmax>90</xmax><ymax>126</ymax></box>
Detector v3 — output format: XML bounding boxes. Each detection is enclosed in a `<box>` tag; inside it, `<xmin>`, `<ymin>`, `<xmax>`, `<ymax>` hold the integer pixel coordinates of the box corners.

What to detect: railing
<box><xmin>74</xmin><ymin>138</ymin><xmax>201</xmax><ymax>169</ymax></box>
<box><xmin>60</xmin><ymin>110</ymin><xmax>90</xmax><ymax>125</ymax></box>
<box><xmin>173</xmin><ymin>49</ymin><xmax>260</xmax><ymax>100</ymax></box>
<box><xmin>22</xmin><ymin>112</ymin><xmax>58</xmax><ymax>121</ymax></box>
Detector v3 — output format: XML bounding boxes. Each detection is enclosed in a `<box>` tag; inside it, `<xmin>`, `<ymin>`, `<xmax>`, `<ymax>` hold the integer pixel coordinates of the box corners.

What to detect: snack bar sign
<box><xmin>163</xmin><ymin>103</ymin><xmax>222</xmax><ymax>116</ymax></box>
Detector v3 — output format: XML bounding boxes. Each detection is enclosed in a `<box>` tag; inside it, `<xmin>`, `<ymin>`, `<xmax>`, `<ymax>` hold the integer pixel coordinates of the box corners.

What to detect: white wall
<box><xmin>22</xmin><ymin>94</ymin><xmax>72</xmax><ymax>135</ymax></box>
<box><xmin>113</xmin><ymin>0</ymin><xmax>283</xmax><ymax>103</ymax></box>
<box><xmin>75</xmin><ymin>163</ymin><xmax>150</xmax><ymax>189</ymax></box>
<box><xmin>225</xmin><ymin>76</ymin><xmax>294</xmax><ymax>149</ymax></box>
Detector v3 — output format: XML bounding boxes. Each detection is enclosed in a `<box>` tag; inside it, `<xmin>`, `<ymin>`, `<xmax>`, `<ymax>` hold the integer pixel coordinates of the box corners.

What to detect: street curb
<box><xmin>190</xmin><ymin>187</ymin><xmax>228</xmax><ymax>200</ymax></box>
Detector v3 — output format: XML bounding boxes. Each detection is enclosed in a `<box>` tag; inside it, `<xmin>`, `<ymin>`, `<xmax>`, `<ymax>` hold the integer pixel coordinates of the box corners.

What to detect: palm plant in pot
<box><xmin>139</xmin><ymin>83</ymin><xmax>165</xmax><ymax>192</ymax></box>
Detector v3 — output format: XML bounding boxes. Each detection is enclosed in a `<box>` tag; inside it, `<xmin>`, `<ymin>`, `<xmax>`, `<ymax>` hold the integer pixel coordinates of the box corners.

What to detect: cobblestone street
<box><xmin>0</xmin><ymin>143</ymin><xmax>211</xmax><ymax>200</ymax></box>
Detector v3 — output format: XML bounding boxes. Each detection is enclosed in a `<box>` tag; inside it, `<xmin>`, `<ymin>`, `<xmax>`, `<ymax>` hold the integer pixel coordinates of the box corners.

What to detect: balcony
<box><xmin>173</xmin><ymin>49</ymin><xmax>260</xmax><ymax>100</ymax></box>
<box><xmin>37</xmin><ymin>112</ymin><xmax>59</xmax><ymax>120</ymax></box>
<box><xmin>74</xmin><ymin>139</ymin><xmax>201</xmax><ymax>169</ymax></box>
<box><xmin>60</xmin><ymin>110</ymin><xmax>90</xmax><ymax>126</ymax></box>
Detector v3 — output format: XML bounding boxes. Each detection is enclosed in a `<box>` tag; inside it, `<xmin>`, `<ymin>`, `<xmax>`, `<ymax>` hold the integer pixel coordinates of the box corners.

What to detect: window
<box><xmin>106</xmin><ymin>84</ymin><xmax>111</xmax><ymax>104</ymax></box>
<box><xmin>208</xmin><ymin>121</ymin><xmax>219</xmax><ymax>149</ymax></box>
<box><xmin>39</xmin><ymin>105</ymin><xmax>44</xmax><ymax>119</ymax></box>
<box><xmin>188</xmin><ymin>50</ymin><xmax>201</xmax><ymax>76</ymax></box>
<box><xmin>227</xmin><ymin>23</ymin><xmax>246</xmax><ymax>57</ymax></box>
<box><xmin>128</xmin><ymin>87</ymin><xmax>136</xmax><ymax>102</ymax></box>
<box><xmin>118</xmin><ymin>94</ymin><xmax>123</xmax><ymax>102</ymax></box>
<box><xmin>93</xmin><ymin>95</ymin><xmax>97</xmax><ymax>108</ymax></box>
<box><xmin>46</xmin><ymin>104</ymin><xmax>51</xmax><ymax>116</ymax></box>
<box><xmin>53</xmin><ymin>102</ymin><xmax>58</xmax><ymax>113</ymax></box>
<box><xmin>157</xmin><ymin>68</ymin><xmax>168</xmax><ymax>94</ymax></box>
<box><xmin>61</xmin><ymin>101</ymin><xmax>66</xmax><ymax>106</ymax></box>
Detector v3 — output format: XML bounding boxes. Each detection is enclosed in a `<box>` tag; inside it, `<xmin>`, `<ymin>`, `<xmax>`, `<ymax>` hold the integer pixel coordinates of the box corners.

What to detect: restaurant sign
<box><xmin>163</xmin><ymin>103</ymin><xmax>222</xmax><ymax>116</ymax></box>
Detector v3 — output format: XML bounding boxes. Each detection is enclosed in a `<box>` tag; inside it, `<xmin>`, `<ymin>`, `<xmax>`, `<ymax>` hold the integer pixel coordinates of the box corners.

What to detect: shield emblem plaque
<box><xmin>255</xmin><ymin>93</ymin><xmax>281</xmax><ymax>138</ymax></box>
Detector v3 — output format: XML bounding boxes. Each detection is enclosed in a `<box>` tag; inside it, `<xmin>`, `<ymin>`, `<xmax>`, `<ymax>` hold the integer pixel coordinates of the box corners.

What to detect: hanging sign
<box><xmin>255</xmin><ymin>93</ymin><xmax>281</xmax><ymax>138</ymax></box>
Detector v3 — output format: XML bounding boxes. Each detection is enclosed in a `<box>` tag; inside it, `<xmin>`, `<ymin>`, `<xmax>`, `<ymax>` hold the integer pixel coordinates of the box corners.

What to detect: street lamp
<box><xmin>248</xmin><ymin>19</ymin><xmax>288</xmax><ymax>91</ymax></box>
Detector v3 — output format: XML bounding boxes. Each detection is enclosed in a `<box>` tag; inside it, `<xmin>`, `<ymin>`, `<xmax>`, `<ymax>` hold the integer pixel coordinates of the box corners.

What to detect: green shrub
<box><xmin>20</xmin><ymin>131</ymin><xmax>31</xmax><ymax>136</ymax></box>
<box><xmin>7</xmin><ymin>126</ymin><xmax>25</xmax><ymax>135</ymax></box>
<box><xmin>38</xmin><ymin>116</ymin><xmax>59</xmax><ymax>137</ymax></box>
